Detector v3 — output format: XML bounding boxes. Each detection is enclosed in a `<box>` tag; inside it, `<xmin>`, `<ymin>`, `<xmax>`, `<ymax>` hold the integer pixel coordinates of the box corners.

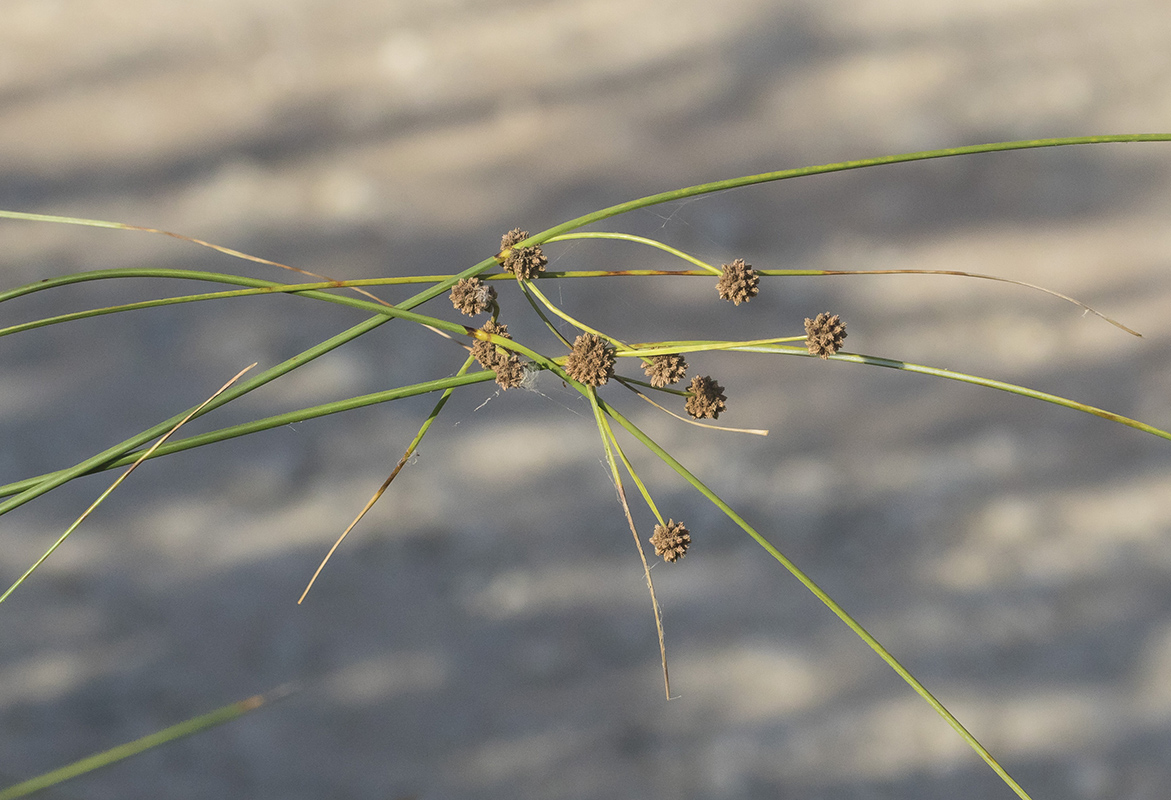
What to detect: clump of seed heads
<box><xmin>498</xmin><ymin>228</ymin><xmax>548</xmax><ymax>280</ymax></box>
<box><xmin>471</xmin><ymin>319</ymin><xmax>526</xmax><ymax>389</ymax></box>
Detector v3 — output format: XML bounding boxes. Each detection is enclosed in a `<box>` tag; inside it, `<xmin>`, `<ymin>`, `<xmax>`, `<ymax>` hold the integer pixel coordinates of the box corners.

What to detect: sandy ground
<box><xmin>3</xmin><ymin>1</ymin><xmax>1171</xmax><ymax>797</ymax></box>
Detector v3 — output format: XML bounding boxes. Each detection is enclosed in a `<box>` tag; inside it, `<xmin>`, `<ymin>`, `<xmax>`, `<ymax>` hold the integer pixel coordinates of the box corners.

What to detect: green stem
<box><xmin>741</xmin><ymin>345</ymin><xmax>1171</xmax><ymax>442</ymax></box>
<box><xmin>0</xmin><ymin>276</ymin><xmax>419</xmax><ymax>338</ymax></box>
<box><xmin>515</xmin><ymin>278</ymin><xmax>575</xmax><ymax>349</ymax></box>
<box><xmin>0</xmin><ymin>371</ymin><xmax>496</xmax><ymax>499</ymax></box>
<box><xmin>606</xmin><ymin>424</ymin><xmax>664</xmax><ymax>526</ymax></box>
<box><xmin>521</xmin><ymin>280</ymin><xmax>620</xmax><ymax>345</ymax></box>
<box><xmin>586</xmin><ymin>388</ymin><xmax>671</xmax><ymax>698</ymax></box>
<box><xmin>520</xmin><ymin>135</ymin><xmax>1171</xmax><ymax>247</ymax></box>
<box><xmin>615</xmin><ymin>337</ymin><xmax>804</xmax><ymax>359</ymax></box>
<box><xmin>0</xmin><ymin>268</ymin><xmax>447</xmax><ymax>305</ymax></box>
<box><xmin>0</xmin><ymin>686</ymin><xmax>294</xmax><ymax>800</ymax></box>
<box><xmin>1</xmin><ymin>268</ymin><xmax>482</xmax><ymax>337</ymax></box>
<box><xmin>298</xmin><ymin>354</ymin><xmax>477</xmax><ymax>603</ymax></box>
<box><xmin>547</xmin><ymin>232</ymin><xmax>721</xmax><ymax>274</ymax></box>
<box><xmin>0</xmin><ymin>261</ymin><xmax>499</xmax><ymax>517</ymax></box>
<box><xmin>596</xmin><ymin>396</ymin><xmax>1033</xmax><ymax>800</ymax></box>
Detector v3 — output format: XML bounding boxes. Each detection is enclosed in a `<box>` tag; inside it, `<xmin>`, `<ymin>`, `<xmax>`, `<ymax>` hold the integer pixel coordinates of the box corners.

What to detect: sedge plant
<box><xmin>1</xmin><ymin>134</ymin><xmax>1170</xmax><ymax>798</ymax></box>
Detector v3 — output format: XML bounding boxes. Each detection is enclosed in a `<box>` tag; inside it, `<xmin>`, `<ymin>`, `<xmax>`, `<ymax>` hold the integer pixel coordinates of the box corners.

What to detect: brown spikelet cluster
<box><xmin>643</xmin><ymin>353</ymin><xmax>688</xmax><ymax>388</ymax></box>
<box><xmin>498</xmin><ymin>228</ymin><xmax>547</xmax><ymax>280</ymax></box>
<box><xmin>650</xmin><ymin>519</ymin><xmax>691</xmax><ymax>562</ymax></box>
<box><xmin>472</xmin><ymin>320</ymin><xmax>526</xmax><ymax>389</ymax></box>
<box><xmin>716</xmin><ymin>258</ymin><xmax>759</xmax><ymax>306</ymax></box>
<box><xmin>804</xmin><ymin>312</ymin><xmax>847</xmax><ymax>359</ymax></box>
<box><xmin>471</xmin><ymin>319</ymin><xmax>510</xmax><ymax>368</ymax></box>
<box><xmin>500</xmin><ymin>228</ymin><xmax>528</xmax><ymax>249</ymax></box>
<box><xmin>492</xmin><ymin>356</ymin><xmax>527</xmax><ymax>389</ymax></box>
<box><xmin>564</xmin><ymin>333</ymin><xmax>616</xmax><ymax>387</ymax></box>
<box><xmin>685</xmin><ymin>375</ymin><xmax>727</xmax><ymax>420</ymax></box>
<box><xmin>450</xmin><ymin>277</ymin><xmax>497</xmax><ymax>316</ymax></box>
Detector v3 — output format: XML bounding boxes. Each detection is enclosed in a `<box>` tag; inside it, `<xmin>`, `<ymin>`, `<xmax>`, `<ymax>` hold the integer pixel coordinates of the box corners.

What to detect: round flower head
<box><xmin>470</xmin><ymin>320</ymin><xmax>527</xmax><ymax>389</ymax></box>
<box><xmin>450</xmin><ymin>277</ymin><xmax>497</xmax><ymax>316</ymax></box>
<box><xmin>685</xmin><ymin>375</ymin><xmax>727</xmax><ymax>420</ymax></box>
<box><xmin>500</xmin><ymin>228</ymin><xmax>528</xmax><ymax>250</ymax></box>
<box><xmin>498</xmin><ymin>228</ymin><xmax>547</xmax><ymax>280</ymax></box>
<box><xmin>804</xmin><ymin>312</ymin><xmax>847</xmax><ymax>359</ymax></box>
<box><xmin>650</xmin><ymin>519</ymin><xmax>691</xmax><ymax>562</ymax></box>
<box><xmin>492</xmin><ymin>354</ymin><xmax>527</xmax><ymax>390</ymax></box>
<box><xmin>716</xmin><ymin>258</ymin><xmax>759</xmax><ymax>306</ymax></box>
<box><xmin>564</xmin><ymin>332</ymin><xmax>616</xmax><ymax>387</ymax></box>
<box><xmin>643</xmin><ymin>353</ymin><xmax>688</xmax><ymax>388</ymax></box>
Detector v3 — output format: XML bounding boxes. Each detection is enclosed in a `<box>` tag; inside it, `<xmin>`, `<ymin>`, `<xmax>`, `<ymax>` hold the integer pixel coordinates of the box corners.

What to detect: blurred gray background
<box><xmin>2</xmin><ymin>1</ymin><xmax>1171</xmax><ymax>798</ymax></box>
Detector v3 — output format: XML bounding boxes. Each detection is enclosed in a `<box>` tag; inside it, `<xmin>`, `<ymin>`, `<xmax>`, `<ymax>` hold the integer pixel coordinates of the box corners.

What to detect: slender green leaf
<box><xmin>0</xmin><ymin>686</ymin><xmax>295</xmax><ymax>800</ymax></box>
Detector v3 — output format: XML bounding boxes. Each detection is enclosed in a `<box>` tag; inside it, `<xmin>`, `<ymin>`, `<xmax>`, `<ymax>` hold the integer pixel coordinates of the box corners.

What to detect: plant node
<box><xmin>650</xmin><ymin>519</ymin><xmax>691</xmax><ymax>562</ymax></box>
<box><xmin>643</xmin><ymin>353</ymin><xmax>688</xmax><ymax>388</ymax></box>
<box><xmin>450</xmin><ymin>277</ymin><xmax>497</xmax><ymax>316</ymax></box>
<box><xmin>804</xmin><ymin>312</ymin><xmax>847</xmax><ymax>359</ymax></box>
<box><xmin>565</xmin><ymin>332</ymin><xmax>616</xmax><ymax>387</ymax></box>
<box><xmin>685</xmin><ymin>375</ymin><xmax>727</xmax><ymax>419</ymax></box>
<box><xmin>716</xmin><ymin>258</ymin><xmax>759</xmax><ymax>305</ymax></box>
<box><xmin>498</xmin><ymin>228</ymin><xmax>547</xmax><ymax>280</ymax></box>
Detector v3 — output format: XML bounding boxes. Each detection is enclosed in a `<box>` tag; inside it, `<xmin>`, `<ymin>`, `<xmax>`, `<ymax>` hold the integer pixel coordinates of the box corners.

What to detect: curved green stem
<box><xmin>615</xmin><ymin>337</ymin><xmax>804</xmax><ymax>359</ymax></box>
<box><xmin>0</xmin><ymin>268</ymin><xmax>477</xmax><ymax>335</ymax></box>
<box><xmin>0</xmin><ymin>268</ymin><xmax>444</xmax><ymax>305</ymax></box>
<box><xmin>0</xmin><ymin>370</ymin><xmax>496</xmax><ymax>500</ymax></box>
<box><xmin>0</xmin><ymin>686</ymin><xmax>294</xmax><ymax>800</ymax></box>
<box><xmin>521</xmin><ymin>280</ymin><xmax>620</xmax><ymax>345</ymax></box>
<box><xmin>586</xmin><ymin>387</ymin><xmax>671</xmax><ymax>698</ymax></box>
<box><xmin>0</xmin><ymin>260</ymin><xmax>498</xmax><ymax>517</ymax></box>
<box><xmin>518</xmin><ymin>135</ymin><xmax>1171</xmax><ymax>248</ymax></box>
<box><xmin>740</xmin><ymin>345</ymin><xmax>1171</xmax><ymax>442</ymax></box>
<box><xmin>547</xmin><ymin>232</ymin><xmax>721</xmax><ymax>274</ymax></box>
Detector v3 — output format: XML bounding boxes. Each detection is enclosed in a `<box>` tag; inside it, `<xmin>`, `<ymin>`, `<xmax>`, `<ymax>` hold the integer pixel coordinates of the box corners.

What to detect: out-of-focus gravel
<box><xmin>3</xmin><ymin>1</ymin><xmax>1171</xmax><ymax>797</ymax></box>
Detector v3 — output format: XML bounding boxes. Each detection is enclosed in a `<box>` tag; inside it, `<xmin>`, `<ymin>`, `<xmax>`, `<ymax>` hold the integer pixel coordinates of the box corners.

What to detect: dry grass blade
<box><xmin>297</xmin><ymin>451</ymin><xmax>411</xmax><ymax>605</ymax></box>
<box><xmin>586</xmin><ymin>387</ymin><xmax>672</xmax><ymax>699</ymax></box>
<box><xmin>297</xmin><ymin>353</ymin><xmax>474</xmax><ymax>603</ymax></box>
<box><xmin>0</xmin><ymin>210</ymin><xmax>419</xmax><ymax>320</ymax></box>
<box><xmin>119</xmin><ymin>223</ymin><xmax>404</xmax><ymax>310</ymax></box>
<box><xmin>615</xmin><ymin>477</ymin><xmax>672</xmax><ymax>699</ymax></box>
<box><xmin>615</xmin><ymin>378</ymin><xmax>769</xmax><ymax>436</ymax></box>
<box><xmin>814</xmin><ymin>268</ymin><xmax>1141</xmax><ymax>337</ymax></box>
<box><xmin>0</xmin><ymin>363</ymin><xmax>258</xmax><ymax>604</ymax></box>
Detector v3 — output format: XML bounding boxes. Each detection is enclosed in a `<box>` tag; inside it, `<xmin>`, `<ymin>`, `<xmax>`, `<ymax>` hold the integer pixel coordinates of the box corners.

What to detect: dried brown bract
<box><xmin>643</xmin><ymin>353</ymin><xmax>688</xmax><ymax>388</ymax></box>
<box><xmin>450</xmin><ymin>277</ymin><xmax>497</xmax><ymax>316</ymax></box>
<box><xmin>471</xmin><ymin>319</ymin><xmax>511</xmax><ymax>369</ymax></box>
<box><xmin>564</xmin><ymin>332</ymin><xmax>616</xmax><ymax>387</ymax></box>
<box><xmin>716</xmin><ymin>258</ymin><xmax>759</xmax><ymax>305</ymax></box>
<box><xmin>498</xmin><ymin>228</ymin><xmax>547</xmax><ymax>280</ymax></box>
<box><xmin>685</xmin><ymin>375</ymin><xmax>727</xmax><ymax>419</ymax></box>
<box><xmin>804</xmin><ymin>312</ymin><xmax>847</xmax><ymax>359</ymax></box>
<box><xmin>650</xmin><ymin>519</ymin><xmax>691</xmax><ymax>562</ymax></box>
